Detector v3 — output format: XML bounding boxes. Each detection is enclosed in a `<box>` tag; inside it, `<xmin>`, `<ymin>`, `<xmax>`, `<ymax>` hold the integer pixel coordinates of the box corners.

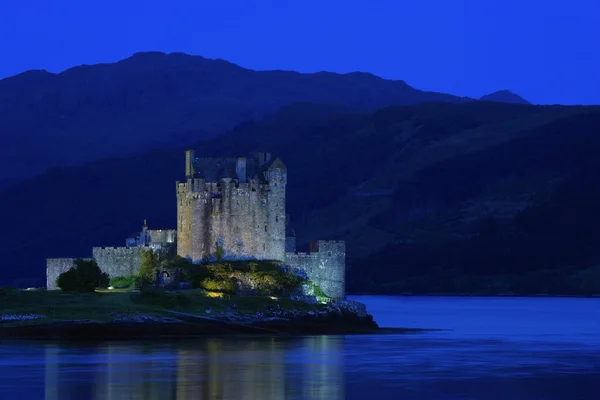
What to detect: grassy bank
<box><xmin>0</xmin><ymin>288</ymin><xmax>324</xmax><ymax>325</ymax></box>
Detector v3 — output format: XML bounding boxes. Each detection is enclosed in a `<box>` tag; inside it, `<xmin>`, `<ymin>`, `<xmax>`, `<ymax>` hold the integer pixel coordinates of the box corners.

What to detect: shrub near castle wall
<box><xmin>46</xmin><ymin>258</ymin><xmax>93</xmax><ymax>290</ymax></box>
<box><xmin>284</xmin><ymin>241</ymin><xmax>346</xmax><ymax>300</ymax></box>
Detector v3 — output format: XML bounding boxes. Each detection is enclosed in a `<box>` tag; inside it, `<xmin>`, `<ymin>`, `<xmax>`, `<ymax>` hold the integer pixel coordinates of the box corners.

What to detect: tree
<box><xmin>56</xmin><ymin>259</ymin><xmax>109</xmax><ymax>292</ymax></box>
<box><xmin>139</xmin><ymin>248</ymin><xmax>159</xmax><ymax>284</ymax></box>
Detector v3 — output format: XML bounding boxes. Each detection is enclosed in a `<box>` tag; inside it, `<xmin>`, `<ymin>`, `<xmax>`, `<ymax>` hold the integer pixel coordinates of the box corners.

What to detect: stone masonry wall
<box><xmin>46</xmin><ymin>258</ymin><xmax>93</xmax><ymax>290</ymax></box>
<box><xmin>176</xmin><ymin>171</ymin><xmax>286</xmax><ymax>262</ymax></box>
<box><xmin>284</xmin><ymin>240</ymin><xmax>346</xmax><ymax>300</ymax></box>
<box><xmin>265</xmin><ymin>159</ymin><xmax>287</xmax><ymax>261</ymax></box>
<box><xmin>92</xmin><ymin>247</ymin><xmax>143</xmax><ymax>279</ymax></box>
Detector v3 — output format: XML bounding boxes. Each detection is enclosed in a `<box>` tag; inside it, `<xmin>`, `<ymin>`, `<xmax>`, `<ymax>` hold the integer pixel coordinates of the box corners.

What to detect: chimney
<box><xmin>254</xmin><ymin>152</ymin><xmax>272</xmax><ymax>166</ymax></box>
<box><xmin>236</xmin><ymin>157</ymin><xmax>247</xmax><ymax>182</ymax></box>
<box><xmin>185</xmin><ymin>149</ymin><xmax>196</xmax><ymax>178</ymax></box>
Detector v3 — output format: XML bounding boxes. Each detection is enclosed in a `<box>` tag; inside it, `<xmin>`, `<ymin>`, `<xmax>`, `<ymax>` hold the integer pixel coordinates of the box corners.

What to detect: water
<box><xmin>1</xmin><ymin>296</ymin><xmax>599</xmax><ymax>399</ymax></box>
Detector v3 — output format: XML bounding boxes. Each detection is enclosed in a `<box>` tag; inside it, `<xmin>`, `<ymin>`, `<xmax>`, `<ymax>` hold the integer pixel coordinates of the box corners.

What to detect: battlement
<box><xmin>309</xmin><ymin>240</ymin><xmax>346</xmax><ymax>254</ymax></box>
<box><xmin>284</xmin><ymin>239</ymin><xmax>346</xmax><ymax>300</ymax></box>
<box><xmin>183</xmin><ymin>152</ymin><xmax>282</xmax><ymax>183</ymax></box>
<box><xmin>92</xmin><ymin>246</ymin><xmax>144</xmax><ymax>279</ymax></box>
<box><xmin>177</xmin><ymin>178</ymin><xmax>271</xmax><ymax>195</ymax></box>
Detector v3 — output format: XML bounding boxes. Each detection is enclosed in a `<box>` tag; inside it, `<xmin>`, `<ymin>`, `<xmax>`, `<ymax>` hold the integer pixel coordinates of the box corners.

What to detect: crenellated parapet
<box><xmin>285</xmin><ymin>240</ymin><xmax>346</xmax><ymax>300</ymax></box>
<box><xmin>92</xmin><ymin>246</ymin><xmax>144</xmax><ymax>278</ymax></box>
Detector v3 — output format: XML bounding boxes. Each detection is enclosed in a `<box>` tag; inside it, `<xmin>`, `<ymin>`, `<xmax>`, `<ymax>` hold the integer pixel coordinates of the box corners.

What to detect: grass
<box><xmin>0</xmin><ymin>288</ymin><xmax>325</xmax><ymax>326</ymax></box>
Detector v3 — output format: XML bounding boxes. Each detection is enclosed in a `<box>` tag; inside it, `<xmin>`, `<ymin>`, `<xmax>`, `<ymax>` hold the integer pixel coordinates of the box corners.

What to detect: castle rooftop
<box><xmin>189</xmin><ymin>152</ymin><xmax>281</xmax><ymax>182</ymax></box>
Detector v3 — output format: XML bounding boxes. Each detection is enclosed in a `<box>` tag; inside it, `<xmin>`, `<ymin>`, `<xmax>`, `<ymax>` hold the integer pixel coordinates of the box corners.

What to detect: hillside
<box><xmin>0</xmin><ymin>51</ymin><xmax>472</xmax><ymax>185</ymax></box>
<box><xmin>480</xmin><ymin>90</ymin><xmax>531</xmax><ymax>105</ymax></box>
<box><xmin>2</xmin><ymin>101</ymin><xmax>600</xmax><ymax>294</ymax></box>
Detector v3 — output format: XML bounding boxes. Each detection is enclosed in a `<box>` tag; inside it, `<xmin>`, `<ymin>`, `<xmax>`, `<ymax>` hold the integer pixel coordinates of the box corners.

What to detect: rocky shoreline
<box><xmin>0</xmin><ymin>300</ymin><xmax>426</xmax><ymax>339</ymax></box>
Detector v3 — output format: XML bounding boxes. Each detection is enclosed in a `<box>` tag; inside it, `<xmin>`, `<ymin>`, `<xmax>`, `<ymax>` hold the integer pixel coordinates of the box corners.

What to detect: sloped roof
<box><xmin>193</xmin><ymin>155</ymin><xmax>278</xmax><ymax>182</ymax></box>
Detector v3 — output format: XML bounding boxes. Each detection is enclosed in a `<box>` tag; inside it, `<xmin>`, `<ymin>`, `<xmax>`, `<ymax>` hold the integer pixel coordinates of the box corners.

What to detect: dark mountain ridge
<box><xmin>0</xmin><ymin>51</ymin><xmax>476</xmax><ymax>186</ymax></box>
<box><xmin>480</xmin><ymin>90</ymin><xmax>531</xmax><ymax>105</ymax></box>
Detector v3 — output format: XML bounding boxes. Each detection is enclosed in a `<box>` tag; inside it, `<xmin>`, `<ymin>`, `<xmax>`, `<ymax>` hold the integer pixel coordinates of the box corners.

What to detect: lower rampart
<box><xmin>92</xmin><ymin>247</ymin><xmax>143</xmax><ymax>279</ymax></box>
<box><xmin>46</xmin><ymin>258</ymin><xmax>93</xmax><ymax>290</ymax></box>
<box><xmin>284</xmin><ymin>241</ymin><xmax>346</xmax><ymax>300</ymax></box>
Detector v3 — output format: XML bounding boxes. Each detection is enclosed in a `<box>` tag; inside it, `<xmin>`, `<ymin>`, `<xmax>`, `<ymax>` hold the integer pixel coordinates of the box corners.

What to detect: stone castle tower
<box><xmin>176</xmin><ymin>150</ymin><xmax>287</xmax><ymax>262</ymax></box>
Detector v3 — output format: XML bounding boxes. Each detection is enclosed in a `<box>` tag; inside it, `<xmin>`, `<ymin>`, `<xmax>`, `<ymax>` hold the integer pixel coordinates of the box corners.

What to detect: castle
<box><xmin>47</xmin><ymin>151</ymin><xmax>346</xmax><ymax>300</ymax></box>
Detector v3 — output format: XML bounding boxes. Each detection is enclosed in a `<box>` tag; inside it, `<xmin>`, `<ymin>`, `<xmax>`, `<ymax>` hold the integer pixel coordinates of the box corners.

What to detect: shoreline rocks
<box><xmin>0</xmin><ymin>300</ymin><xmax>381</xmax><ymax>339</ymax></box>
<box><xmin>0</xmin><ymin>313</ymin><xmax>45</xmax><ymax>322</ymax></box>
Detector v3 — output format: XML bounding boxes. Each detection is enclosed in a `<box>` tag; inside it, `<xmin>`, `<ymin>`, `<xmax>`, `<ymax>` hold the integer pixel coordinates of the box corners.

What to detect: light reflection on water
<box><xmin>7</xmin><ymin>336</ymin><xmax>345</xmax><ymax>400</ymax></box>
<box><xmin>0</xmin><ymin>296</ymin><xmax>599</xmax><ymax>399</ymax></box>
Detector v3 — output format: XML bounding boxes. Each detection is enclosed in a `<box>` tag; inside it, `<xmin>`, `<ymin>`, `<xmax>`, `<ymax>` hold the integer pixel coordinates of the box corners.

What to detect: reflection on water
<box><xmin>39</xmin><ymin>336</ymin><xmax>344</xmax><ymax>400</ymax></box>
<box><xmin>2</xmin><ymin>296</ymin><xmax>600</xmax><ymax>399</ymax></box>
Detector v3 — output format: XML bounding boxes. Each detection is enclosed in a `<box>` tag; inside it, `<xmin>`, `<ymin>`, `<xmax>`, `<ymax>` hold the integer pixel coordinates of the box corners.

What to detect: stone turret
<box><xmin>185</xmin><ymin>149</ymin><xmax>195</xmax><ymax>178</ymax></box>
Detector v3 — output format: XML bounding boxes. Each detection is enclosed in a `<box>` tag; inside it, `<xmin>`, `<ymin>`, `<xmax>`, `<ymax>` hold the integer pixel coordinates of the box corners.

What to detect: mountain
<box><xmin>2</xmin><ymin>100</ymin><xmax>600</xmax><ymax>294</ymax></box>
<box><xmin>480</xmin><ymin>90</ymin><xmax>531</xmax><ymax>105</ymax></box>
<box><xmin>0</xmin><ymin>51</ymin><xmax>475</xmax><ymax>186</ymax></box>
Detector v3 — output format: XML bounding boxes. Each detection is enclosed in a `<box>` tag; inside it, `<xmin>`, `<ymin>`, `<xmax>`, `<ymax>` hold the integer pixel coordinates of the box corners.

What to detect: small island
<box><xmin>1</xmin><ymin>151</ymin><xmax>407</xmax><ymax>339</ymax></box>
<box><xmin>0</xmin><ymin>275</ymin><xmax>381</xmax><ymax>338</ymax></box>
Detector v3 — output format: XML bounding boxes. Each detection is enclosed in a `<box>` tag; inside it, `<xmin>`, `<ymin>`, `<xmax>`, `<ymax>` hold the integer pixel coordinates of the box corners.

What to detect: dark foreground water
<box><xmin>1</xmin><ymin>296</ymin><xmax>600</xmax><ymax>399</ymax></box>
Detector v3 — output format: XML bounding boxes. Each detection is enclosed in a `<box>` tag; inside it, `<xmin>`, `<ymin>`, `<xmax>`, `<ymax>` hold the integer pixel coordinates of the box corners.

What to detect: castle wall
<box><xmin>46</xmin><ymin>258</ymin><xmax>93</xmax><ymax>290</ymax></box>
<box><xmin>92</xmin><ymin>247</ymin><xmax>143</xmax><ymax>278</ymax></box>
<box><xmin>284</xmin><ymin>240</ymin><xmax>346</xmax><ymax>300</ymax></box>
<box><xmin>148</xmin><ymin>229</ymin><xmax>176</xmax><ymax>245</ymax></box>
<box><xmin>265</xmin><ymin>164</ymin><xmax>286</xmax><ymax>261</ymax></box>
<box><xmin>177</xmin><ymin>176</ymin><xmax>286</xmax><ymax>262</ymax></box>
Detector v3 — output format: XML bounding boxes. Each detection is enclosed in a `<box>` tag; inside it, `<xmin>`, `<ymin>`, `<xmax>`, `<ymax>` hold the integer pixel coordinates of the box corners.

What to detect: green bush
<box><xmin>162</xmin><ymin>256</ymin><xmax>194</xmax><ymax>281</ymax></box>
<box><xmin>110</xmin><ymin>276</ymin><xmax>137</xmax><ymax>289</ymax></box>
<box><xmin>185</xmin><ymin>260</ymin><xmax>306</xmax><ymax>295</ymax></box>
<box><xmin>154</xmin><ymin>256</ymin><xmax>307</xmax><ymax>295</ymax></box>
<box><xmin>139</xmin><ymin>248</ymin><xmax>159</xmax><ymax>282</ymax></box>
<box><xmin>201</xmin><ymin>277</ymin><xmax>236</xmax><ymax>293</ymax></box>
<box><xmin>310</xmin><ymin>283</ymin><xmax>329</xmax><ymax>299</ymax></box>
<box><xmin>56</xmin><ymin>259</ymin><xmax>109</xmax><ymax>292</ymax></box>
<box><xmin>0</xmin><ymin>286</ymin><xmax>17</xmax><ymax>297</ymax></box>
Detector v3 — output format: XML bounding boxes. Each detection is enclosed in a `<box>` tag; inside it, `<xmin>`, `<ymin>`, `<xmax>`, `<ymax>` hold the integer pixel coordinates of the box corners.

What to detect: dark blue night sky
<box><xmin>1</xmin><ymin>0</ymin><xmax>598</xmax><ymax>105</ymax></box>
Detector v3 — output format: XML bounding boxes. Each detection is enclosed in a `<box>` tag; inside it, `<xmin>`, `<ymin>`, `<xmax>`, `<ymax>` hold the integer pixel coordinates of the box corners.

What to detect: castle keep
<box><xmin>177</xmin><ymin>150</ymin><xmax>286</xmax><ymax>262</ymax></box>
<box><xmin>46</xmin><ymin>151</ymin><xmax>346</xmax><ymax>300</ymax></box>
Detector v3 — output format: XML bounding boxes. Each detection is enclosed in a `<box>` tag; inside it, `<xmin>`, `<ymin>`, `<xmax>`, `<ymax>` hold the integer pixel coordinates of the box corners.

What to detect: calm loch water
<box><xmin>1</xmin><ymin>296</ymin><xmax>599</xmax><ymax>399</ymax></box>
